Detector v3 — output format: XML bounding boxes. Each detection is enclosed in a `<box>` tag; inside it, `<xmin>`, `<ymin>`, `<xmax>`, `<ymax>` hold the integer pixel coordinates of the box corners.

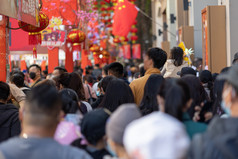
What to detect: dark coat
<box><xmin>189</xmin><ymin>117</ymin><xmax>238</xmax><ymax>159</ymax></box>
<box><xmin>0</xmin><ymin>103</ymin><xmax>21</xmax><ymax>143</ymax></box>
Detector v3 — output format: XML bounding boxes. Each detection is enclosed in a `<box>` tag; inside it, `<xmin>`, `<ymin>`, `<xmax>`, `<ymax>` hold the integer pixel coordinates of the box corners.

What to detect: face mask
<box><xmin>29</xmin><ymin>72</ymin><xmax>36</xmax><ymax>80</ymax></box>
<box><xmin>106</xmin><ymin>143</ymin><xmax>117</xmax><ymax>157</ymax></box>
<box><xmin>96</xmin><ymin>90</ymin><xmax>100</xmax><ymax>97</ymax></box>
<box><xmin>221</xmin><ymin>88</ymin><xmax>232</xmax><ymax>116</ymax></box>
<box><xmin>221</xmin><ymin>101</ymin><xmax>231</xmax><ymax>116</ymax></box>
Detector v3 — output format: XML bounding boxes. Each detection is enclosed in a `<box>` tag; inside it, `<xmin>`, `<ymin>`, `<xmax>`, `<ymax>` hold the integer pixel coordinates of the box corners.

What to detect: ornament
<box><xmin>67</xmin><ymin>29</ymin><xmax>86</xmax><ymax>44</ymax></box>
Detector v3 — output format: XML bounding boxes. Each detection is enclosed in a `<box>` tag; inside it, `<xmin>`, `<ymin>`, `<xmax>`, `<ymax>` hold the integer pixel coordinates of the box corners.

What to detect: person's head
<box><xmin>42</xmin><ymin>70</ymin><xmax>48</xmax><ymax>78</ymax></box>
<box><xmin>86</xmin><ymin>66</ymin><xmax>93</xmax><ymax>75</ymax></box>
<box><xmin>199</xmin><ymin>70</ymin><xmax>212</xmax><ymax>84</ymax></box>
<box><xmin>193</xmin><ymin>57</ymin><xmax>203</xmax><ymax>71</ymax></box>
<box><xmin>29</xmin><ymin>64</ymin><xmax>41</xmax><ymax>81</ymax></box>
<box><xmin>83</xmin><ymin>75</ymin><xmax>94</xmax><ymax>84</ymax></box>
<box><xmin>170</xmin><ymin>47</ymin><xmax>184</xmax><ymax>67</ymax></box>
<box><xmin>52</xmin><ymin>67</ymin><xmax>67</xmax><ymax>77</ymax></box>
<box><xmin>177</xmin><ymin>67</ymin><xmax>196</xmax><ymax>77</ymax></box>
<box><xmin>22</xmin><ymin>84</ymin><xmax>62</xmax><ymax>136</ymax></box>
<box><xmin>59</xmin><ymin>89</ymin><xmax>81</xmax><ymax>115</ymax></box>
<box><xmin>108</xmin><ymin>62</ymin><xmax>124</xmax><ymax>78</ymax></box>
<box><xmin>140</xmin><ymin>74</ymin><xmax>164</xmax><ymax>116</ymax></box>
<box><xmin>144</xmin><ymin>47</ymin><xmax>167</xmax><ymax>70</ymax></box>
<box><xmin>106</xmin><ymin>104</ymin><xmax>141</xmax><ymax>158</ymax></box>
<box><xmin>123</xmin><ymin>112</ymin><xmax>190</xmax><ymax>159</ymax></box>
<box><xmin>81</xmin><ymin>109</ymin><xmax>110</xmax><ymax>147</ymax></box>
<box><xmin>181</xmin><ymin>75</ymin><xmax>208</xmax><ymax>118</ymax></box>
<box><xmin>10</xmin><ymin>73</ymin><xmax>25</xmax><ymax>88</ymax></box>
<box><xmin>218</xmin><ymin>64</ymin><xmax>238</xmax><ymax>117</ymax></box>
<box><xmin>94</xmin><ymin>64</ymin><xmax>100</xmax><ymax>69</ymax></box>
<box><xmin>0</xmin><ymin>82</ymin><xmax>10</xmax><ymax>103</ymax></box>
<box><xmin>35</xmin><ymin>79</ymin><xmax>56</xmax><ymax>88</ymax></box>
<box><xmin>158</xmin><ymin>78</ymin><xmax>191</xmax><ymax>121</ymax></box>
<box><xmin>99</xmin><ymin>79</ymin><xmax>134</xmax><ymax>112</ymax></box>
<box><xmin>99</xmin><ymin>76</ymin><xmax>116</xmax><ymax>95</ymax></box>
<box><xmin>232</xmin><ymin>52</ymin><xmax>238</xmax><ymax>64</ymax></box>
<box><xmin>102</xmin><ymin>65</ymin><xmax>109</xmax><ymax>78</ymax></box>
<box><xmin>10</xmin><ymin>70</ymin><xmax>25</xmax><ymax>79</ymax></box>
<box><xmin>58</xmin><ymin>72</ymin><xmax>85</xmax><ymax>101</ymax></box>
<box><xmin>139</xmin><ymin>64</ymin><xmax>145</xmax><ymax>77</ymax></box>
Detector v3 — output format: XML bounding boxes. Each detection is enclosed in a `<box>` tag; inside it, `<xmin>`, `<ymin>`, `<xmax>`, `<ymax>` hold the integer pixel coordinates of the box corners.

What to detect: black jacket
<box><xmin>91</xmin><ymin>95</ymin><xmax>104</xmax><ymax>109</ymax></box>
<box><xmin>0</xmin><ymin>103</ymin><xmax>21</xmax><ymax>143</ymax></box>
<box><xmin>189</xmin><ymin>117</ymin><xmax>238</xmax><ymax>159</ymax></box>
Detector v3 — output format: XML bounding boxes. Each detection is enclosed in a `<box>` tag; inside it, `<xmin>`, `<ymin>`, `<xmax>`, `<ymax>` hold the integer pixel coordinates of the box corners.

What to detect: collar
<box><xmin>145</xmin><ymin>68</ymin><xmax>161</xmax><ymax>75</ymax></box>
<box><xmin>182</xmin><ymin>112</ymin><xmax>191</xmax><ymax>121</ymax></box>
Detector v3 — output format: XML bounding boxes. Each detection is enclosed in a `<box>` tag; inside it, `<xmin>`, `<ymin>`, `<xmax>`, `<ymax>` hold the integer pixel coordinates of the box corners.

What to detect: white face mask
<box><xmin>221</xmin><ymin>87</ymin><xmax>235</xmax><ymax>116</ymax></box>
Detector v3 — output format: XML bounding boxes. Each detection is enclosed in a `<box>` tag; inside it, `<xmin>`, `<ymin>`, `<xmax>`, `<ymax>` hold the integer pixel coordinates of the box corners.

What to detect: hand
<box><xmin>9</xmin><ymin>84</ymin><xmax>26</xmax><ymax>103</ymax></box>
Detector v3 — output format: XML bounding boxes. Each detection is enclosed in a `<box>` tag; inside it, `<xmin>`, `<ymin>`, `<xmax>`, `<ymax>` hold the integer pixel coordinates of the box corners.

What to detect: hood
<box><xmin>0</xmin><ymin>103</ymin><xmax>19</xmax><ymax>126</ymax></box>
<box><xmin>206</xmin><ymin>117</ymin><xmax>238</xmax><ymax>157</ymax></box>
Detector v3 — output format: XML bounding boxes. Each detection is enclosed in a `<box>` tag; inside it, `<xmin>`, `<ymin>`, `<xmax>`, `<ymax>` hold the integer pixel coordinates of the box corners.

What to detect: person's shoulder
<box><xmin>62</xmin><ymin>145</ymin><xmax>92</xmax><ymax>159</ymax></box>
<box><xmin>0</xmin><ymin>137</ymin><xmax>21</xmax><ymax>150</ymax></box>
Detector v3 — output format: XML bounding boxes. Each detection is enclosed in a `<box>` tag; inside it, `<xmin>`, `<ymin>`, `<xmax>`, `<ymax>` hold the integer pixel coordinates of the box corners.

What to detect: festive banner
<box><xmin>42</xmin><ymin>0</ymin><xmax>78</xmax><ymax>26</ymax></box>
<box><xmin>48</xmin><ymin>48</ymin><xmax>59</xmax><ymax>73</ymax></box>
<box><xmin>0</xmin><ymin>0</ymin><xmax>39</xmax><ymax>26</ymax></box>
<box><xmin>123</xmin><ymin>44</ymin><xmax>131</xmax><ymax>59</ymax></box>
<box><xmin>132</xmin><ymin>44</ymin><xmax>141</xmax><ymax>59</ymax></box>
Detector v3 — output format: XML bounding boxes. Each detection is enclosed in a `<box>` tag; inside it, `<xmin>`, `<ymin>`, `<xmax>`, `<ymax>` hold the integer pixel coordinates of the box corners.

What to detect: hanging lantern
<box><xmin>113</xmin><ymin>38</ymin><xmax>120</xmax><ymax>44</ymax></box>
<box><xmin>131</xmin><ymin>28</ymin><xmax>138</xmax><ymax>33</ymax></box>
<box><xmin>100</xmin><ymin>1</ymin><xmax>106</xmax><ymax>5</ymax></box>
<box><xmin>89</xmin><ymin>44</ymin><xmax>100</xmax><ymax>52</ymax></box>
<box><xmin>101</xmin><ymin>13</ymin><xmax>108</xmax><ymax>17</ymax></box>
<box><xmin>33</xmin><ymin>46</ymin><xmax>37</xmax><ymax>59</ymax></box>
<box><xmin>67</xmin><ymin>29</ymin><xmax>86</xmax><ymax>44</ymax></box>
<box><xmin>18</xmin><ymin>12</ymin><xmax>49</xmax><ymax>45</ymax></box>
<box><xmin>133</xmin><ymin>20</ymin><xmax>137</xmax><ymax>25</ymax></box>
<box><xmin>131</xmin><ymin>36</ymin><xmax>138</xmax><ymax>41</ymax></box>
<box><xmin>101</xmin><ymin>50</ymin><xmax>110</xmax><ymax>64</ymax></box>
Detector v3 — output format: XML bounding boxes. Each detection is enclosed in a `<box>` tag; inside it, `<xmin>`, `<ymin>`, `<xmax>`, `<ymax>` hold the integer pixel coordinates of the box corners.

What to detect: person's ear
<box><xmin>157</xmin><ymin>95</ymin><xmax>165</xmax><ymax>112</ymax></box>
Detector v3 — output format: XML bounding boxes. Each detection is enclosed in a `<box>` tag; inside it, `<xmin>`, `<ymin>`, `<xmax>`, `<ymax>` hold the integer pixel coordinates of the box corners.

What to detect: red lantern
<box><xmin>113</xmin><ymin>38</ymin><xmax>120</xmax><ymax>43</ymax></box>
<box><xmin>93</xmin><ymin>1</ymin><xmax>98</xmax><ymax>5</ymax></box>
<box><xmin>131</xmin><ymin>36</ymin><xmax>138</xmax><ymax>41</ymax></box>
<box><xmin>101</xmin><ymin>50</ymin><xmax>110</xmax><ymax>64</ymax></box>
<box><xmin>111</xmin><ymin>0</ymin><xmax>117</xmax><ymax>3</ymax></box>
<box><xmin>133</xmin><ymin>20</ymin><xmax>137</xmax><ymax>25</ymax></box>
<box><xmin>106</xmin><ymin>23</ymin><xmax>112</xmax><ymax>27</ymax></box>
<box><xmin>18</xmin><ymin>12</ymin><xmax>49</xmax><ymax>45</ymax></box>
<box><xmin>67</xmin><ymin>29</ymin><xmax>86</xmax><ymax>44</ymax></box>
<box><xmin>90</xmin><ymin>44</ymin><xmax>100</xmax><ymax>52</ymax></box>
<box><xmin>131</xmin><ymin>28</ymin><xmax>138</xmax><ymax>33</ymax></box>
<box><xmin>101</xmin><ymin>13</ymin><xmax>108</xmax><ymax>17</ymax></box>
<box><xmin>100</xmin><ymin>1</ymin><xmax>106</xmax><ymax>5</ymax></box>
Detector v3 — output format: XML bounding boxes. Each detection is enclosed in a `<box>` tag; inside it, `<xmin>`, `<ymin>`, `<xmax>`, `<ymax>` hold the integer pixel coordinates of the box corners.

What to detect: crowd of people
<box><xmin>0</xmin><ymin>47</ymin><xmax>238</xmax><ymax>159</ymax></box>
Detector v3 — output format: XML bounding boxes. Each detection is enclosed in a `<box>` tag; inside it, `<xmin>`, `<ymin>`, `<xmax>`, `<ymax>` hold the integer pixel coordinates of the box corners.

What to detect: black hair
<box><xmin>58</xmin><ymin>73</ymin><xmax>86</xmax><ymax>101</ymax></box>
<box><xmin>170</xmin><ymin>47</ymin><xmax>184</xmax><ymax>67</ymax></box>
<box><xmin>0</xmin><ymin>82</ymin><xmax>10</xmax><ymax>101</ymax></box>
<box><xmin>199</xmin><ymin>70</ymin><xmax>214</xmax><ymax>101</ymax></box>
<box><xmin>220</xmin><ymin>67</ymin><xmax>230</xmax><ymax>74</ymax></box>
<box><xmin>10</xmin><ymin>73</ymin><xmax>25</xmax><ymax>88</ymax></box>
<box><xmin>212</xmin><ymin>78</ymin><xmax>225</xmax><ymax>116</ymax></box>
<box><xmin>108</xmin><ymin>62</ymin><xmax>124</xmax><ymax>78</ymax></box>
<box><xmin>59</xmin><ymin>89</ymin><xmax>81</xmax><ymax>114</ymax></box>
<box><xmin>146</xmin><ymin>47</ymin><xmax>167</xmax><ymax>69</ymax></box>
<box><xmin>83</xmin><ymin>75</ymin><xmax>94</xmax><ymax>84</ymax></box>
<box><xmin>10</xmin><ymin>70</ymin><xmax>25</xmax><ymax>78</ymax></box>
<box><xmin>54</xmin><ymin>66</ymin><xmax>68</xmax><ymax>74</ymax></box>
<box><xmin>99</xmin><ymin>76</ymin><xmax>116</xmax><ymax>92</ymax></box>
<box><xmin>29</xmin><ymin>64</ymin><xmax>41</xmax><ymax>72</ymax></box>
<box><xmin>140</xmin><ymin>74</ymin><xmax>164</xmax><ymax>116</ymax></box>
<box><xmin>102</xmin><ymin>65</ymin><xmax>109</xmax><ymax>76</ymax></box>
<box><xmin>43</xmin><ymin>70</ymin><xmax>48</xmax><ymax>75</ymax></box>
<box><xmin>181</xmin><ymin>75</ymin><xmax>208</xmax><ymax>119</ymax></box>
<box><xmin>159</xmin><ymin>78</ymin><xmax>191</xmax><ymax>121</ymax></box>
<box><xmin>140</xmin><ymin>66</ymin><xmax>145</xmax><ymax>77</ymax></box>
<box><xmin>26</xmin><ymin>84</ymin><xmax>62</xmax><ymax>127</ymax></box>
<box><xmin>193</xmin><ymin>58</ymin><xmax>202</xmax><ymax>68</ymax></box>
<box><xmin>99</xmin><ymin>79</ymin><xmax>134</xmax><ymax>112</ymax></box>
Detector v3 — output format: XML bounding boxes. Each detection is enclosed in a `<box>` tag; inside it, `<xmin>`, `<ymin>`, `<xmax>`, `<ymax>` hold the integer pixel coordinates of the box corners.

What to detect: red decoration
<box><xmin>67</xmin><ymin>29</ymin><xmax>86</xmax><ymax>44</ymax></box>
<box><xmin>113</xmin><ymin>38</ymin><xmax>120</xmax><ymax>43</ymax></box>
<box><xmin>131</xmin><ymin>35</ymin><xmax>138</xmax><ymax>41</ymax></box>
<box><xmin>100</xmin><ymin>1</ymin><xmax>106</xmax><ymax>5</ymax></box>
<box><xmin>131</xmin><ymin>28</ymin><xmax>138</xmax><ymax>33</ymax></box>
<box><xmin>89</xmin><ymin>44</ymin><xmax>100</xmax><ymax>52</ymax></box>
<box><xmin>123</xmin><ymin>44</ymin><xmax>131</xmax><ymax>59</ymax></box>
<box><xmin>132</xmin><ymin>44</ymin><xmax>141</xmax><ymax>59</ymax></box>
<box><xmin>18</xmin><ymin>12</ymin><xmax>49</xmax><ymax>45</ymax></box>
<box><xmin>112</xmin><ymin>0</ymin><xmax>138</xmax><ymax>36</ymax></box>
<box><xmin>33</xmin><ymin>46</ymin><xmax>37</xmax><ymax>59</ymax></box>
<box><xmin>104</xmin><ymin>0</ymin><xmax>111</xmax><ymax>3</ymax></box>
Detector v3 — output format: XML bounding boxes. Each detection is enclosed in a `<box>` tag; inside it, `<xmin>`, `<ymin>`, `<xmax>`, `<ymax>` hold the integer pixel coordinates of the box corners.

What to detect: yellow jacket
<box><xmin>130</xmin><ymin>68</ymin><xmax>161</xmax><ymax>105</ymax></box>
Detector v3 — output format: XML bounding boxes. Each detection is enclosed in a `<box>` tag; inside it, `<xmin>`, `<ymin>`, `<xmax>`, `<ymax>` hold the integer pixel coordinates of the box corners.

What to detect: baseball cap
<box><xmin>123</xmin><ymin>112</ymin><xmax>190</xmax><ymax>159</ymax></box>
<box><xmin>177</xmin><ymin>67</ymin><xmax>196</xmax><ymax>77</ymax></box>
<box><xmin>106</xmin><ymin>104</ymin><xmax>141</xmax><ymax>145</ymax></box>
<box><xmin>218</xmin><ymin>64</ymin><xmax>238</xmax><ymax>89</ymax></box>
<box><xmin>81</xmin><ymin>108</ymin><xmax>111</xmax><ymax>145</ymax></box>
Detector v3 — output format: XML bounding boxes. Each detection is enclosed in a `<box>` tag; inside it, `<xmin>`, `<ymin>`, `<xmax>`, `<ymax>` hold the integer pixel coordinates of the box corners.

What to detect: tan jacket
<box><xmin>130</xmin><ymin>68</ymin><xmax>161</xmax><ymax>105</ymax></box>
<box><xmin>162</xmin><ymin>59</ymin><xmax>188</xmax><ymax>78</ymax></box>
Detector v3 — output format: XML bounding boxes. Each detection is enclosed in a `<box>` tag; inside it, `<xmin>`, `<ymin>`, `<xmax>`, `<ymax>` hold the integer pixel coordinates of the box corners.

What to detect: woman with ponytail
<box><xmin>157</xmin><ymin>78</ymin><xmax>207</xmax><ymax>139</ymax></box>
